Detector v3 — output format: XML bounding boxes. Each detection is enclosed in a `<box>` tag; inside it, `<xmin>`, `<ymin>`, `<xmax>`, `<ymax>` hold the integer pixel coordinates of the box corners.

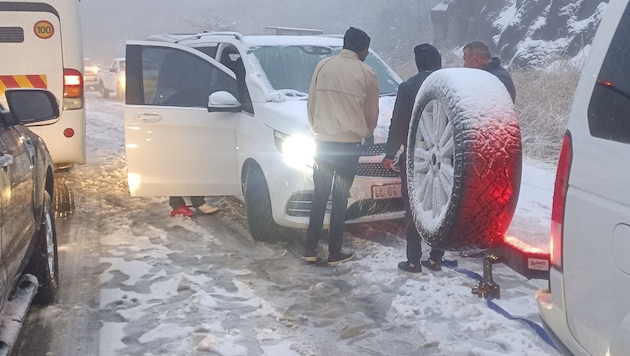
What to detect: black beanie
<box><xmin>343</xmin><ymin>27</ymin><xmax>371</xmax><ymax>54</ymax></box>
<box><xmin>414</xmin><ymin>43</ymin><xmax>442</xmax><ymax>71</ymax></box>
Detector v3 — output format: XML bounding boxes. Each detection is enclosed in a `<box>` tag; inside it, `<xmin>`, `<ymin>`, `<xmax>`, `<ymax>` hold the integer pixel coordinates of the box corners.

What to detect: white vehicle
<box><xmin>0</xmin><ymin>0</ymin><xmax>86</xmax><ymax>168</ymax></box>
<box><xmin>536</xmin><ymin>0</ymin><xmax>630</xmax><ymax>354</ymax></box>
<box><xmin>97</xmin><ymin>57</ymin><xmax>125</xmax><ymax>100</ymax></box>
<box><xmin>124</xmin><ymin>31</ymin><xmax>404</xmax><ymax>241</ymax></box>
<box><xmin>83</xmin><ymin>57</ymin><xmax>99</xmax><ymax>90</ymax></box>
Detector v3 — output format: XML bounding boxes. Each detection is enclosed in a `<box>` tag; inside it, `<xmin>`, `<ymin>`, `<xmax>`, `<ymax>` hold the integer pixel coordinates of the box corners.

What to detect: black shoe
<box><xmin>398</xmin><ymin>261</ymin><xmax>422</xmax><ymax>274</ymax></box>
<box><xmin>302</xmin><ymin>250</ymin><xmax>318</xmax><ymax>263</ymax></box>
<box><xmin>420</xmin><ymin>259</ymin><xmax>442</xmax><ymax>271</ymax></box>
<box><xmin>327</xmin><ymin>251</ymin><xmax>355</xmax><ymax>266</ymax></box>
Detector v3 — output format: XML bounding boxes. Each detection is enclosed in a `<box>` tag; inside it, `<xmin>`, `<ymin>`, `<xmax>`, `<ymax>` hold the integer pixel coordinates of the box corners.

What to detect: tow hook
<box><xmin>472</xmin><ymin>255</ymin><xmax>502</xmax><ymax>299</ymax></box>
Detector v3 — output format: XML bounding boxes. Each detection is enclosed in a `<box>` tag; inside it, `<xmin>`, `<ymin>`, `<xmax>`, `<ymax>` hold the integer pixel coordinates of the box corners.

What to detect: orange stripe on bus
<box><xmin>0</xmin><ymin>74</ymin><xmax>48</xmax><ymax>96</ymax></box>
<box><xmin>26</xmin><ymin>75</ymin><xmax>47</xmax><ymax>88</ymax></box>
<box><xmin>0</xmin><ymin>74</ymin><xmax>47</xmax><ymax>89</ymax></box>
<box><xmin>0</xmin><ymin>75</ymin><xmax>20</xmax><ymax>88</ymax></box>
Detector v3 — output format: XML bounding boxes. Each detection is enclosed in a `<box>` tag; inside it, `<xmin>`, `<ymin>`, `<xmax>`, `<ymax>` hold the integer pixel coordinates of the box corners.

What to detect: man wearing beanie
<box><xmin>383</xmin><ymin>43</ymin><xmax>445</xmax><ymax>274</ymax></box>
<box><xmin>304</xmin><ymin>26</ymin><xmax>379</xmax><ymax>266</ymax></box>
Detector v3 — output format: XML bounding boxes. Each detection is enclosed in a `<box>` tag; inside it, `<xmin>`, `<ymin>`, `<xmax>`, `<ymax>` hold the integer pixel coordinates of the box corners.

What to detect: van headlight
<box><xmin>274</xmin><ymin>131</ymin><xmax>315</xmax><ymax>170</ymax></box>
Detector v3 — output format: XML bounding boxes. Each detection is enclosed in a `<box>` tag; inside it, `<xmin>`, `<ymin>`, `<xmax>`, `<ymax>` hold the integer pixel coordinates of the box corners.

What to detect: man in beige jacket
<box><xmin>303</xmin><ymin>27</ymin><xmax>380</xmax><ymax>266</ymax></box>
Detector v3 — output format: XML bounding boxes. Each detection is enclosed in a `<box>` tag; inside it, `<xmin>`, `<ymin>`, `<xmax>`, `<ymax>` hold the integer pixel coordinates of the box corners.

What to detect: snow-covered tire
<box><xmin>406</xmin><ymin>68</ymin><xmax>522</xmax><ymax>251</ymax></box>
<box><xmin>244</xmin><ymin>165</ymin><xmax>285</xmax><ymax>242</ymax></box>
<box><xmin>99</xmin><ymin>81</ymin><xmax>110</xmax><ymax>98</ymax></box>
<box><xmin>25</xmin><ymin>191</ymin><xmax>59</xmax><ymax>305</ymax></box>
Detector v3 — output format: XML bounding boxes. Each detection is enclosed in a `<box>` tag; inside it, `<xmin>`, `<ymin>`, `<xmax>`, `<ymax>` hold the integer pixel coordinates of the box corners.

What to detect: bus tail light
<box><xmin>63</xmin><ymin>68</ymin><xmax>83</xmax><ymax>110</ymax></box>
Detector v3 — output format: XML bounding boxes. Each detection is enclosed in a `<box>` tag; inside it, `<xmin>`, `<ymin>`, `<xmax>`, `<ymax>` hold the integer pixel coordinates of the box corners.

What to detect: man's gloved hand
<box><xmin>383</xmin><ymin>156</ymin><xmax>401</xmax><ymax>172</ymax></box>
<box><xmin>382</xmin><ymin>157</ymin><xmax>395</xmax><ymax>170</ymax></box>
<box><xmin>362</xmin><ymin>135</ymin><xmax>374</xmax><ymax>146</ymax></box>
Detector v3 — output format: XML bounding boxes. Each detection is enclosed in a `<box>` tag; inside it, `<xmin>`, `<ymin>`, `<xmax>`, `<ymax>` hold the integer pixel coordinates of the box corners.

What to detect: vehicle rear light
<box><xmin>550</xmin><ymin>131</ymin><xmax>573</xmax><ymax>269</ymax></box>
<box><xmin>63</xmin><ymin>68</ymin><xmax>84</xmax><ymax>110</ymax></box>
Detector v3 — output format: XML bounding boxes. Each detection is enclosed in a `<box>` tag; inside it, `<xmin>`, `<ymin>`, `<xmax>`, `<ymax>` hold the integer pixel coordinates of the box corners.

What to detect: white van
<box><xmin>124</xmin><ymin>32</ymin><xmax>404</xmax><ymax>242</ymax></box>
<box><xmin>0</xmin><ymin>0</ymin><xmax>86</xmax><ymax>168</ymax></box>
<box><xmin>536</xmin><ymin>0</ymin><xmax>630</xmax><ymax>354</ymax></box>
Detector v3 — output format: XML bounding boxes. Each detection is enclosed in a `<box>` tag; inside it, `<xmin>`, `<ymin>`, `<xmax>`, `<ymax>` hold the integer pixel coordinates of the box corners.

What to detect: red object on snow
<box><xmin>170</xmin><ymin>205</ymin><xmax>193</xmax><ymax>217</ymax></box>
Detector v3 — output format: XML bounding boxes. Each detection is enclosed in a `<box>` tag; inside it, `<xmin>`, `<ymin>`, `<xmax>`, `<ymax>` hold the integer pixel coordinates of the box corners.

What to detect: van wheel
<box><xmin>244</xmin><ymin>166</ymin><xmax>284</xmax><ymax>242</ymax></box>
<box><xmin>406</xmin><ymin>68</ymin><xmax>522</xmax><ymax>251</ymax></box>
<box><xmin>25</xmin><ymin>191</ymin><xmax>59</xmax><ymax>305</ymax></box>
<box><xmin>99</xmin><ymin>81</ymin><xmax>110</xmax><ymax>98</ymax></box>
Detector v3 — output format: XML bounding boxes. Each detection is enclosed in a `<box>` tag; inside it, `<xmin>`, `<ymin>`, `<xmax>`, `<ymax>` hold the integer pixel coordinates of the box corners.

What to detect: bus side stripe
<box><xmin>26</xmin><ymin>74</ymin><xmax>47</xmax><ymax>88</ymax></box>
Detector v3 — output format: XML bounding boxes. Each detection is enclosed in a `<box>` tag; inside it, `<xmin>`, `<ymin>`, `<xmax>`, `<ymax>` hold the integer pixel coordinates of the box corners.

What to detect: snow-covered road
<box><xmin>12</xmin><ymin>92</ymin><xmax>559</xmax><ymax>356</ymax></box>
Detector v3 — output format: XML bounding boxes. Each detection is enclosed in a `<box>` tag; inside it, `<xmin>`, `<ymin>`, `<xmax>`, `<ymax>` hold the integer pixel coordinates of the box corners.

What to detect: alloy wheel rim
<box><xmin>411</xmin><ymin>99</ymin><xmax>455</xmax><ymax>226</ymax></box>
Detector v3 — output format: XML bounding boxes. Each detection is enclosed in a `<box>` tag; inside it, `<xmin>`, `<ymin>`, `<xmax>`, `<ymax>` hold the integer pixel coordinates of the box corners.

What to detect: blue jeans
<box><xmin>305</xmin><ymin>140</ymin><xmax>361</xmax><ymax>255</ymax></box>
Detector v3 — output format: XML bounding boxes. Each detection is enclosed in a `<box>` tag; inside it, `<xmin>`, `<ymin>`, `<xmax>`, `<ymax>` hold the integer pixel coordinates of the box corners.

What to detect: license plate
<box><xmin>372</xmin><ymin>184</ymin><xmax>402</xmax><ymax>200</ymax></box>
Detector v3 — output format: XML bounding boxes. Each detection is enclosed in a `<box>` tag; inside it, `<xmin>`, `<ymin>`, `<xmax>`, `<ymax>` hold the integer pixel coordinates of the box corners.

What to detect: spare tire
<box><xmin>406</xmin><ymin>68</ymin><xmax>522</xmax><ymax>251</ymax></box>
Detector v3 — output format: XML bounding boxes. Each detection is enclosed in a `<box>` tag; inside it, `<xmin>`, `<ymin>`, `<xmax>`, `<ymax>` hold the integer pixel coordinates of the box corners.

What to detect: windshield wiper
<box><xmin>276</xmin><ymin>89</ymin><xmax>308</xmax><ymax>99</ymax></box>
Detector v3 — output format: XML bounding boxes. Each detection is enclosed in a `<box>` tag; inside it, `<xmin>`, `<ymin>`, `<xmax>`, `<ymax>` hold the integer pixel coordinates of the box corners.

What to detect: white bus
<box><xmin>0</xmin><ymin>0</ymin><xmax>86</xmax><ymax>168</ymax></box>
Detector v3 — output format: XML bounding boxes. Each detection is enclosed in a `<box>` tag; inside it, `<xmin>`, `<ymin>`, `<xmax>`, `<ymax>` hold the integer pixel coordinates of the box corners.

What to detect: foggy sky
<box><xmin>79</xmin><ymin>0</ymin><xmax>438</xmax><ymax>68</ymax></box>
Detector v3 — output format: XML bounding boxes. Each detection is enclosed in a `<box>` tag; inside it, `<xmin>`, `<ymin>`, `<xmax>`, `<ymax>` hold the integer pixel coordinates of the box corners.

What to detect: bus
<box><xmin>0</xmin><ymin>0</ymin><xmax>86</xmax><ymax>168</ymax></box>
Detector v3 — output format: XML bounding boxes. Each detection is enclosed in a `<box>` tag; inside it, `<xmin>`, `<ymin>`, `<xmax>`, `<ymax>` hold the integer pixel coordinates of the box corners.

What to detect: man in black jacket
<box><xmin>463</xmin><ymin>40</ymin><xmax>516</xmax><ymax>102</ymax></box>
<box><xmin>383</xmin><ymin>43</ymin><xmax>445</xmax><ymax>273</ymax></box>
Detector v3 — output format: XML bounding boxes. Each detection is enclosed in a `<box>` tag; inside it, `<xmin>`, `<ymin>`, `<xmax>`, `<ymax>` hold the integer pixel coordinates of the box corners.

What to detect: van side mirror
<box><xmin>5</xmin><ymin>89</ymin><xmax>60</xmax><ymax>124</ymax></box>
<box><xmin>207</xmin><ymin>91</ymin><xmax>241</xmax><ymax>113</ymax></box>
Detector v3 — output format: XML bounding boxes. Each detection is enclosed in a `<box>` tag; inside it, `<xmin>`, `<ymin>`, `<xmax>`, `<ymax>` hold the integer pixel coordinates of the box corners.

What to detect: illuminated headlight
<box><xmin>274</xmin><ymin>131</ymin><xmax>315</xmax><ymax>169</ymax></box>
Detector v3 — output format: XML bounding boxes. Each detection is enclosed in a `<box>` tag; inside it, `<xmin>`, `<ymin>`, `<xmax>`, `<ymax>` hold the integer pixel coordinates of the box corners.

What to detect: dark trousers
<box><xmin>399</xmin><ymin>152</ymin><xmax>444</xmax><ymax>264</ymax></box>
<box><xmin>169</xmin><ymin>196</ymin><xmax>205</xmax><ymax>209</ymax></box>
<box><xmin>305</xmin><ymin>140</ymin><xmax>361</xmax><ymax>255</ymax></box>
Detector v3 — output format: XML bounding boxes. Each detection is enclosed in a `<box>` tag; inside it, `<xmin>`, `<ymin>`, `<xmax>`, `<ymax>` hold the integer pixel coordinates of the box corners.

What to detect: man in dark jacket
<box><xmin>463</xmin><ymin>40</ymin><xmax>516</xmax><ymax>102</ymax></box>
<box><xmin>382</xmin><ymin>43</ymin><xmax>445</xmax><ymax>273</ymax></box>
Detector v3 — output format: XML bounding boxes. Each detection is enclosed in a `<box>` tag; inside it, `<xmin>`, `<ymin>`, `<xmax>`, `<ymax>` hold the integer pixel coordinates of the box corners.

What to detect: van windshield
<box><xmin>250</xmin><ymin>45</ymin><xmax>399</xmax><ymax>96</ymax></box>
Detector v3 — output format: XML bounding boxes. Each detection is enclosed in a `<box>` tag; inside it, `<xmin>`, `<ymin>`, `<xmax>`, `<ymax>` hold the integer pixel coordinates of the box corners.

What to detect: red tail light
<box><xmin>63</xmin><ymin>68</ymin><xmax>83</xmax><ymax>110</ymax></box>
<box><xmin>550</xmin><ymin>132</ymin><xmax>573</xmax><ymax>269</ymax></box>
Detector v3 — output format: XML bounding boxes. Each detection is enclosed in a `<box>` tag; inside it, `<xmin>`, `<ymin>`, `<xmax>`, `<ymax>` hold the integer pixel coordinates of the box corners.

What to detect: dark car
<box><xmin>0</xmin><ymin>88</ymin><xmax>59</xmax><ymax>352</ymax></box>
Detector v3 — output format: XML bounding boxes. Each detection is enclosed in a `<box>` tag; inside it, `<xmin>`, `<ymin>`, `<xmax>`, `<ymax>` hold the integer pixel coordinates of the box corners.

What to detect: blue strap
<box><xmin>486</xmin><ymin>298</ymin><xmax>558</xmax><ymax>349</ymax></box>
<box><xmin>442</xmin><ymin>259</ymin><xmax>558</xmax><ymax>350</ymax></box>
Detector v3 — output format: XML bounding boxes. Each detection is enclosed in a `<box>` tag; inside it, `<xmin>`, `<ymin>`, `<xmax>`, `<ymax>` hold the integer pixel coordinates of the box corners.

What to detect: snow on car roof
<box><xmin>240</xmin><ymin>35</ymin><xmax>343</xmax><ymax>47</ymax></box>
<box><xmin>146</xmin><ymin>32</ymin><xmax>346</xmax><ymax>52</ymax></box>
<box><xmin>147</xmin><ymin>32</ymin><xmax>345</xmax><ymax>48</ymax></box>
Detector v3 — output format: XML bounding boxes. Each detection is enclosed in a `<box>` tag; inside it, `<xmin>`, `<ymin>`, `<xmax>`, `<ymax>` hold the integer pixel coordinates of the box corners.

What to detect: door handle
<box><xmin>134</xmin><ymin>113</ymin><xmax>163</xmax><ymax>123</ymax></box>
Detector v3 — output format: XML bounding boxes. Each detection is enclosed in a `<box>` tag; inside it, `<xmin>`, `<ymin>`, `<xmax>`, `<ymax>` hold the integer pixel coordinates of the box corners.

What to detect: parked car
<box><xmin>97</xmin><ymin>57</ymin><xmax>125</xmax><ymax>100</ymax></box>
<box><xmin>0</xmin><ymin>88</ymin><xmax>59</xmax><ymax>352</ymax></box>
<box><xmin>83</xmin><ymin>57</ymin><xmax>99</xmax><ymax>91</ymax></box>
<box><xmin>535</xmin><ymin>0</ymin><xmax>630</xmax><ymax>354</ymax></box>
<box><xmin>124</xmin><ymin>31</ymin><xmax>405</xmax><ymax>241</ymax></box>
